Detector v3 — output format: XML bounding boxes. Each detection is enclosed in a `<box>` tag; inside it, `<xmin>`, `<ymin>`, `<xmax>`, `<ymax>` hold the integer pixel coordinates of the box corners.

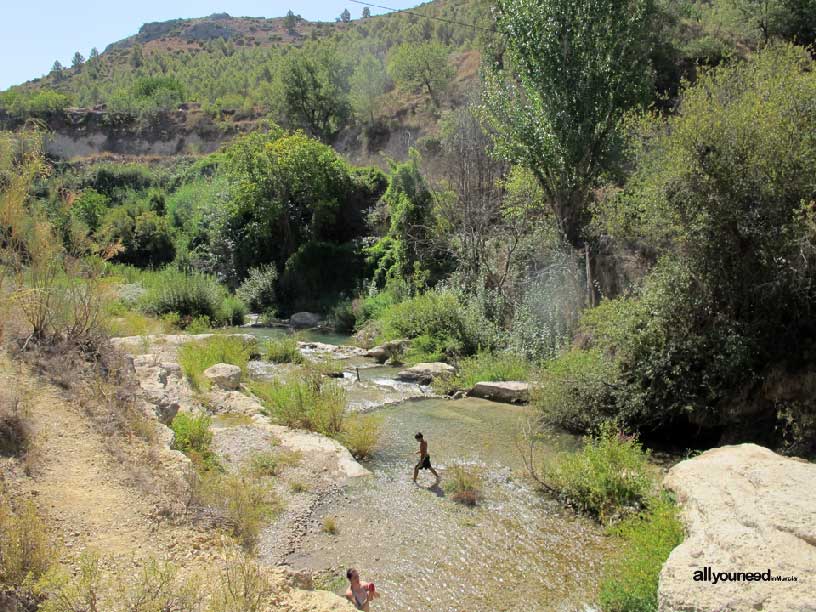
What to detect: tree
<box><xmin>280</xmin><ymin>44</ymin><xmax>352</xmax><ymax>140</ymax></box>
<box><xmin>362</xmin><ymin>7</ymin><xmax>371</xmax><ymax>18</ymax></box>
<box><xmin>340</xmin><ymin>8</ymin><xmax>351</xmax><ymax>23</ymax></box>
<box><xmin>50</xmin><ymin>61</ymin><xmax>65</xmax><ymax>82</ymax></box>
<box><xmin>72</xmin><ymin>51</ymin><xmax>85</xmax><ymax>68</ymax></box>
<box><xmin>349</xmin><ymin>54</ymin><xmax>388</xmax><ymax>124</ymax></box>
<box><xmin>285</xmin><ymin>10</ymin><xmax>298</xmax><ymax>34</ymax></box>
<box><xmin>387</xmin><ymin>42</ymin><xmax>453</xmax><ymax>106</ymax></box>
<box><xmin>130</xmin><ymin>44</ymin><xmax>144</xmax><ymax>69</ymax></box>
<box><xmin>482</xmin><ymin>0</ymin><xmax>656</xmax><ymax>248</ymax></box>
<box><xmin>89</xmin><ymin>47</ymin><xmax>99</xmax><ymax>61</ymax></box>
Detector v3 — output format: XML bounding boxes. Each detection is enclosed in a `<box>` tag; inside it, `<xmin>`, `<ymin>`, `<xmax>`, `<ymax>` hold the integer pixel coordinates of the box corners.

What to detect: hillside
<box><xmin>0</xmin><ymin>1</ymin><xmax>491</xmax><ymax>164</ymax></box>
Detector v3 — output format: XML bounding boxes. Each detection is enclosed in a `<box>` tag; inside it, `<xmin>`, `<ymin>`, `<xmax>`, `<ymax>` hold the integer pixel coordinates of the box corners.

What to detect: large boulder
<box><xmin>396</xmin><ymin>362</ymin><xmax>455</xmax><ymax>385</ymax></box>
<box><xmin>203</xmin><ymin>363</ymin><xmax>242</xmax><ymax>390</ymax></box>
<box><xmin>289</xmin><ymin>312</ymin><xmax>322</xmax><ymax>329</ymax></box>
<box><xmin>659</xmin><ymin>443</ymin><xmax>816</xmax><ymax>612</ymax></box>
<box><xmin>468</xmin><ymin>381</ymin><xmax>530</xmax><ymax>404</ymax></box>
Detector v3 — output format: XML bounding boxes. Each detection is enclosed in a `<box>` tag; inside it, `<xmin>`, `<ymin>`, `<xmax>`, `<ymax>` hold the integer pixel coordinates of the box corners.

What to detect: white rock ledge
<box><xmin>659</xmin><ymin>443</ymin><xmax>816</xmax><ymax>612</ymax></box>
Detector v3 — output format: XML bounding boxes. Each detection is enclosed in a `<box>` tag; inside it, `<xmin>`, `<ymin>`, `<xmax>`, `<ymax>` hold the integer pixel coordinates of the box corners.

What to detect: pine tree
<box><xmin>362</xmin><ymin>7</ymin><xmax>371</xmax><ymax>18</ymax></box>
<box><xmin>340</xmin><ymin>8</ymin><xmax>351</xmax><ymax>23</ymax></box>
<box><xmin>72</xmin><ymin>51</ymin><xmax>85</xmax><ymax>68</ymax></box>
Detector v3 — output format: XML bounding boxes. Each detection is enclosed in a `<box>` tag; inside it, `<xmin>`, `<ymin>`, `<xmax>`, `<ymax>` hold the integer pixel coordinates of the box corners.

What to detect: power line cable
<box><xmin>348</xmin><ymin>0</ymin><xmax>497</xmax><ymax>34</ymax></box>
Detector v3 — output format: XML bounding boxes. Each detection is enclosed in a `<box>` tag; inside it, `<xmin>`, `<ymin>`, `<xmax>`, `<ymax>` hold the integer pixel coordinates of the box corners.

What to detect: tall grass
<box><xmin>169</xmin><ymin>413</ymin><xmax>220</xmax><ymax>472</ymax></box>
<box><xmin>262</xmin><ymin>335</ymin><xmax>304</xmax><ymax>364</ymax></box>
<box><xmin>599</xmin><ymin>495</ymin><xmax>685</xmax><ymax>612</ymax></box>
<box><xmin>541</xmin><ymin>422</ymin><xmax>657</xmax><ymax>524</ymax></box>
<box><xmin>339</xmin><ymin>414</ymin><xmax>382</xmax><ymax>460</ymax></box>
<box><xmin>250</xmin><ymin>371</ymin><xmax>345</xmax><ymax>436</ymax></box>
<box><xmin>0</xmin><ymin>497</ymin><xmax>54</xmax><ymax>588</ymax></box>
<box><xmin>444</xmin><ymin>465</ymin><xmax>483</xmax><ymax>506</ymax></box>
<box><xmin>435</xmin><ymin>351</ymin><xmax>531</xmax><ymax>394</ymax></box>
<box><xmin>177</xmin><ymin>335</ymin><xmax>252</xmax><ymax>391</ymax></box>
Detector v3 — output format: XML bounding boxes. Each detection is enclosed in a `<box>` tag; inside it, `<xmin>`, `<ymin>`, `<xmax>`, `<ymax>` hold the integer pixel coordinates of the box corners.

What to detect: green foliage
<box><xmin>71</xmin><ymin>189</ymin><xmax>109</xmax><ymax>232</ymax></box>
<box><xmin>599</xmin><ymin>495</ymin><xmax>684</xmax><ymax>612</ymax></box>
<box><xmin>139</xmin><ymin>268</ymin><xmax>237</xmax><ymax>326</ymax></box>
<box><xmin>349</xmin><ymin>54</ymin><xmax>388</xmax><ymax>124</ymax></box>
<box><xmin>279</xmin><ymin>241</ymin><xmax>363</xmax><ymax>312</ymax></box>
<box><xmin>387</xmin><ymin>42</ymin><xmax>453</xmax><ymax>105</ymax></box>
<box><xmin>443</xmin><ymin>465</ymin><xmax>483</xmax><ymax>506</ymax></box>
<box><xmin>377</xmin><ymin>288</ymin><xmax>501</xmax><ymax>362</ymax></box>
<box><xmin>542</xmin><ymin>423</ymin><xmax>656</xmax><ymax>524</ymax></box>
<box><xmin>169</xmin><ymin>413</ymin><xmax>219</xmax><ymax>471</ymax></box>
<box><xmin>220</xmin><ymin>130</ymin><xmax>382</xmax><ymax>289</ymax></box>
<box><xmin>437</xmin><ymin>351</ymin><xmax>531</xmax><ymax>394</ymax></box>
<box><xmin>98</xmin><ymin>206</ymin><xmax>175</xmax><ymax>267</ymax></box>
<box><xmin>236</xmin><ymin>265</ymin><xmax>278</xmax><ymax>312</ymax></box>
<box><xmin>262</xmin><ymin>335</ymin><xmax>303</xmax><ymax>364</ymax></box>
<box><xmin>0</xmin><ymin>89</ymin><xmax>72</xmax><ymax>119</ymax></box>
<box><xmin>109</xmin><ymin>76</ymin><xmax>186</xmax><ymax>118</ymax></box>
<box><xmin>177</xmin><ymin>335</ymin><xmax>252</xmax><ymax>391</ymax></box>
<box><xmin>280</xmin><ymin>42</ymin><xmax>352</xmax><ymax>140</ymax></box>
<box><xmin>218</xmin><ymin>295</ymin><xmax>248</xmax><ymax>326</ymax></box>
<box><xmin>250</xmin><ymin>372</ymin><xmax>345</xmax><ymax>436</ymax></box>
<box><xmin>483</xmin><ymin>0</ymin><xmax>657</xmax><ymax>245</ymax></box>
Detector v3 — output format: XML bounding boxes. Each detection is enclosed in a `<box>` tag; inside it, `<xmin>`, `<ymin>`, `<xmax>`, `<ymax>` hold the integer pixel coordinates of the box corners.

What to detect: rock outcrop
<box><xmin>468</xmin><ymin>381</ymin><xmax>530</xmax><ymax>404</ymax></box>
<box><xmin>396</xmin><ymin>362</ymin><xmax>455</xmax><ymax>385</ymax></box>
<box><xmin>659</xmin><ymin>443</ymin><xmax>816</xmax><ymax>612</ymax></box>
<box><xmin>203</xmin><ymin>363</ymin><xmax>242</xmax><ymax>390</ymax></box>
<box><xmin>365</xmin><ymin>339</ymin><xmax>408</xmax><ymax>364</ymax></box>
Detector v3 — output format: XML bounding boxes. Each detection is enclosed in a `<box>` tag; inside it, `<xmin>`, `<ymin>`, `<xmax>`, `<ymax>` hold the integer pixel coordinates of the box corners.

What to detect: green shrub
<box><xmin>185</xmin><ymin>316</ymin><xmax>212</xmax><ymax>334</ymax></box>
<box><xmin>177</xmin><ymin>336</ymin><xmax>252</xmax><ymax>391</ymax></box>
<box><xmin>218</xmin><ymin>295</ymin><xmax>248</xmax><ymax>326</ymax></box>
<box><xmin>443</xmin><ymin>465</ymin><xmax>483</xmax><ymax>506</ymax></box>
<box><xmin>331</xmin><ymin>299</ymin><xmax>356</xmax><ymax>333</ymax></box>
<box><xmin>436</xmin><ymin>351</ymin><xmax>531</xmax><ymax>394</ymax></box>
<box><xmin>236</xmin><ymin>265</ymin><xmax>278</xmax><ymax>312</ymax></box>
<box><xmin>542</xmin><ymin>423</ymin><xmax>656</xmax><ymax>524</ymax></box>
<box><xmin>339</xmin><ymin>414</ymin><xmax>382</xmax><ymax>460</ymax></box>
<box><xmin>263</xmin><ymin>336</ymin><xmax>303</xmax><ymax>364</ymax></box>
<box><xmin>140</xmin><ymin>268</ymin><xmax>231</xmax><ymax>325</ymax></box>
<box><xmin>599</xmin><ymin>495</ymin><xmax>684</xmax><ymax>612</ymax></box>
<box><xmin>169</xmin><ymin>413</ymin><xmax>219</xmax><ymax>471</ymax></box>
<box><xmin>250</xmin><ymin>372</ymin><xmax>345</xmax><ymax>436</ymax></box>
<box><xmin>377</xmin><ymin>288</ymin><xmax>501</xmax><ymax>363</ymax></box>
<box><xmin>534</xmin><ymin>348</ymin><xmax>619</xmax><ymax>433</ymax></box>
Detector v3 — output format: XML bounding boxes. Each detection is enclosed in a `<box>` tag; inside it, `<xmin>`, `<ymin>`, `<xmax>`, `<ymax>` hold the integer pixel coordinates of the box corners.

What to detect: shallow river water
<box><xmin>288</xmin><ymin>397</ymin><xmax>612</xmax><ymax>612</ymax></box>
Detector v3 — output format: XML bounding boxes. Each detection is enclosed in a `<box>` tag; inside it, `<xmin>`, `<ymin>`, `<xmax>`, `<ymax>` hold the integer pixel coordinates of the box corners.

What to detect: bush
<box><xmin>542</xmin><ymin>423</ymin><xmax>656</xmax><ymax>524</ymax></box>
<box><xmin>436</xmin><ymin>351</ymin><xmax>531</xmax><ymax>394</ymax></box>
<box><xmin>377</xmin><ymin>288</ymin><xmax>501</xmax><ymax>363</ymax></box>
<box><xmin>332</xmin><ymin>299</ymin><xmax>356</xmax><ymax>333</ymax></box>
<box><xmin>177</xmin><ymin>335</ymin><xmax>252</xmax><ymax>391</ymax></box>
<box><xmin>218</xmin><ymin>295</ymin><xmax>248</xmax><ymax>326</ymax></box>
<box><xmin>339</xmin><ymin>414</ymin><xmax>382</xmax><ymax>460</ymax></box>
<box><xmin>322</xmin><ymin>516</ymin><xmax>338</xmax><ymax>534</ymax></box>
<box><xmin>263</xmin><ymin>335</ymin><xmax>303</xmax><ymax>364</ymax></box>
<box><xmin>194</xmin><ymin>471</ymin><xmax>278</xmax><ymax>550</ymax></box>
<box><xmin>251</xmin><ymin>374</ymin><xmax>345</xmax><ymax>437</ymax></box>
<box><xmin>236</xmin><ymin>265</ymin><xmax>278</xmax><ymax>312</ymax></box>
<box><xmin>534</xmin><ymin>348</ymin><xmax>619</xmax><ymax>433</ymax></box>
<box><xmin>443</xmin><ymin>465</ymin><xmax>483</xmax><ymax>506</ymax></box>
<box><xmin>0</xmin><ymin>497</ymin><xmax>54</xmax><ymax>588</ymax></box>
<box><xmin>139</xmin><ymin>268</ymin><xmax>230</xmax><ymax>325</ymax></box>
<box><xmin>169</xmin><ymin>413</ymin><xmax>219</xmax><ymax>471</ymax></box>
<box><xmin>599</xmin><ymin>495</ymin><xmax>684</xmax><ymax>612</ymax></box>
<box><xmin>248</xmin><ymin>451</ymin><xmax>280</xmax><ymax>477</ymax></box>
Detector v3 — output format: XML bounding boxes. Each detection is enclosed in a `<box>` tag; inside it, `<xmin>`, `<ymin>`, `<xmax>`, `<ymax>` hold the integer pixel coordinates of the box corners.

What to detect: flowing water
<box><xmin>287</xmin><ymin>397</ymin><xmax>612</xmax><ymax>611</ymax></box>
<box><xmin>240</xmin><ymin>330</ymin><xmax>612</xmax><ymax>610</ymax></box>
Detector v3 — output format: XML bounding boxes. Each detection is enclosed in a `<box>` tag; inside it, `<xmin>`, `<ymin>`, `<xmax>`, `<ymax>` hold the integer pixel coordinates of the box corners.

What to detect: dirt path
<box><xmin>5</xmin><ymin>362</ymin><xmax>210</xmax><ymax>571</ymax></box>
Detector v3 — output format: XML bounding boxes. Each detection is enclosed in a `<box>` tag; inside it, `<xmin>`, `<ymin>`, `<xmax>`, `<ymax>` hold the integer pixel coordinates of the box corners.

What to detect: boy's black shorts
<box><xmin>417</xmin><ymin>455</ymin><xmax>432</xmax><ymax>470</ymax></box>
